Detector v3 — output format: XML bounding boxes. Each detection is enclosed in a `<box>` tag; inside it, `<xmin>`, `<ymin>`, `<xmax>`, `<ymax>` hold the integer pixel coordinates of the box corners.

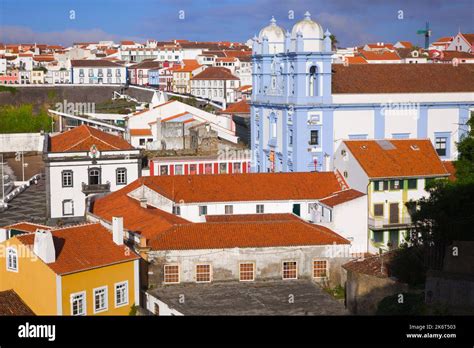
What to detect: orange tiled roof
<box><xmin>49</xmin><ymin>125</ymin><xmax>133</xmax><ymax>152</ymax></box>
<box><xmin>205</xmin><ymin>213</ymin><xmax>300</xmax><ymax>223</ymax></box>
<box><xmin>192</xmin><ymin>67</ymin><xmax>238</xmax><ymax>80</ymax></box>
<box><xmin>443</xmin><ymin>161</ymin><xmax>456</xmax><ymax>182</ymax></box>
<box><xmin>345</xmin><ymin>56</ymin><xmax>367</xmax><ymax>64</ymax></box>
<box><xmin>137</xmin><ymin>172</ymin><xmax>345</xmax><ymax>203</ymax></box>
<box><xmin>130</xmin><ymin>128</ymin><xmax>152</xmax><ymax>136</ymax></box>
<box><xmin>344</xmin><ymin>139</ymin><xmax>449</xmax><ymax>178</ymax></box>
<box><xmin>93</xmin><ymin>184</ymin><xmax>190</xmax><ymax>240</ymax></box>
<box><xmin>220</xmin><ymin>99</ymin><xmax>250</xmax><ymax>114</ymax></box>
<box><xmin>0</xmin><ymin>290</ymin><xmax>35</xmax><ymax>315</ymax></box>
<box><xmin>149</xmin><ymin>219</ymin><xmax>349</xmax><ymax>250</ymax></box>
<box><xmin>360</xmin><ymin>50</ymin><xmax>401</xmax><ymax>61</ymax></box>
<box><xmin>16</xmin><ymin>223</ymin><xmax>139</xmax><ymax>275</ymax></box>
<box><xmin>343</xmin><ymin>252</ymin><xmax>396</xmax><ymax>278</ymax></box>
<box><xmin>2</xmin><ymin>222</ymin><xmax>51</xmax><ymax>233</ymax></box>
<box><xmin>319</xmin><ymin>189</ymin><xmax>365</xmax><ymax>207</ymax></box>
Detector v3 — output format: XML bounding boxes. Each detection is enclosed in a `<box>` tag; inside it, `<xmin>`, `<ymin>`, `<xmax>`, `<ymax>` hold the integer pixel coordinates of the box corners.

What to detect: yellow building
<box><xmin>0</xmin><ymin>220</ymin><xmax>140</xmax><ymax>315</ymax></box>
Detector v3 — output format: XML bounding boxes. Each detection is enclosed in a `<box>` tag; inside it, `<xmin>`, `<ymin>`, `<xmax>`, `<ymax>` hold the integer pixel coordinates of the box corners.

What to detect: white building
<box><xmin>190</xmin><ymin>66</ymin><xmax>240</xmax><ymax>106</ymax></box>
<box><xmin>333</xmin><ymin>139</ymin><xmax>450</xmax><ymax>253</ymax></box>
<box><xmin>71</xmin><ymin>59</ymin><xmax>126</xmax><ymax>84</ymax></box>
<box><xmin>44</xmin><ymin>125</ymin><xmax>141</xmax><ymax>222</ymax></box>
<box><xmin>446</xmin><ymin>32</ymin><xmax>474</xmax><ymax>53</ymax></box>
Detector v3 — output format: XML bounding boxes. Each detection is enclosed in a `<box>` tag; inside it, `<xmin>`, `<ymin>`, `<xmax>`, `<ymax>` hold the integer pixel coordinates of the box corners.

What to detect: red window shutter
<box><xmin>184</xmin><ymin>164</ymin><xmax>189</xmax><ymax>175</ymax></box>
<box><xmin>214</xmin><ymin>163</ymin><xmax>218</xmax><ymax>174</ymax></box>
<box><xmin>198</xmin><ymin>163</ymin><xmax>204</xmax><ymax>174</ymax></box>
<box><xmin>228</xmin><ymin>162</ymin><xmax>233</xmax><ymax>174</ymax></box>
<box><xmin>242</xmin><ymin>161</ymin><xmax>247</xmax><ymax>173</ymax></box>
<box><xmin>170</xmin><ymin>165</ymin><xmax>174</xmax><ymax>176</ymax></box>
<box><xmin>150</xmin><ymin>160</ymin><xmax>154</xmax><ymax>176</ymax></box>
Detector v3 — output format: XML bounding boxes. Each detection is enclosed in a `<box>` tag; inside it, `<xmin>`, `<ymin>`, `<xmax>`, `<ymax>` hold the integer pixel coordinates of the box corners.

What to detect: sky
<box><xmin>0</xmin><ymin>0</ymin><xmax>473</xmax><ymax>47</ymax></box>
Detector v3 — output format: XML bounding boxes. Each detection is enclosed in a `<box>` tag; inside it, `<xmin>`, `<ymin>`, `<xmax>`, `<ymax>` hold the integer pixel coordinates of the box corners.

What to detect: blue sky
<box><xmin>0</xmin><ymin>0</ymin><xmax>472</xmax><ymax>46</ymax></box>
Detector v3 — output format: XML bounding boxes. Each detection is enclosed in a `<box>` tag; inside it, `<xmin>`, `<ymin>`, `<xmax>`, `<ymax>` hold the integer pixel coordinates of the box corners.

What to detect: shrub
<box><xmin>376</xmin><ymin>292</ymin><xmax>426</xmax><ymax>315</ymax></box>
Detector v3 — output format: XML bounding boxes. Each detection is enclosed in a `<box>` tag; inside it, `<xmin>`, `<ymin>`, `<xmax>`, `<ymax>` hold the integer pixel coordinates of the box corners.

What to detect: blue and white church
<box><xmin>250</xmin><ymin>12</ymin><xmax>474</xmax><ymax>172</ymax></box>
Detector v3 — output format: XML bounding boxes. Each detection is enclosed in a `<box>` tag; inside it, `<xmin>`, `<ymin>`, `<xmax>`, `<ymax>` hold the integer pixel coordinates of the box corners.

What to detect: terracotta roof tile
<box><xmin>140</xmin><ymin>172</ymin><xmax>345</xmax><ymax>203</ymax></box>
<box><xmin>16</xmin><ymin>223</ymin><xmax>139</xmax><ymax>275</ymax></box>
<box><xmin>205</xmin><ymin>213</ymin><xmax>300</xmax><ymax>223</ymax></box>
<box><xmin>130</xmin><ymin>128</ymin><xmax>152</xmax><ymax>136</ymax></box>
<box><xmin>191</xmin><ymin>67</ymin><xmax>238</xmax><ymax>80</ymax></box>
<box><xmin>0</xmin><ymin>290</ymin><xmax>35</xmax><ymax>315</ymax></box>
<box><xmin>219</xmin><ymin>99</ymin><xmax>250</xmax><ymax>114</ymax></box>
<box><xmin>149</xmin><ymin>220</ymin><xmax>349</xmax><ymax>250</ymax></box>
<box><xmin>2</xmin><ymin>222</ymin><xmax>51</xmax><ymax>233</ymax></box>
<box><xmin>343</xmin><ymin>252</ymin><xmax>395</xmax><ymax>278</ymax></box>
<box><xmin>360</xmin><ymin>50</ymin><xmax>401</xmax><ymax>61</ymax></box>
<box><xmin>49</xmin><ymin>125</ymin><xmax>133</xmax><ymax>152</ymax></box>
<box><xmin>319</xmin><ymin>189</ymin><xmax>365</xmax><ymax>207</ymax></box>
<box><xmin>344</xmin><ymin>139</ymin><xmax>449</xmax><ymax>178</ymax></box>
<box><xmin>71</xmin><ymin>59</ymin><xmax>123</xmax><ymax>67</ymax></box>
<box><xmin>443</xmin><ymin>161</ymin><xmax>456</xmax><ymax>182</ymax></box>
<box><xmin>332</xmin><ymin>64</ymin><xmax>474</xmax><ymax>93</ymax></box>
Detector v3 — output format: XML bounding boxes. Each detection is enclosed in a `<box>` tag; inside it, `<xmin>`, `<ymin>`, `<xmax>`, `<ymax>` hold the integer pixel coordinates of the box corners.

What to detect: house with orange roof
<box><xmin>172</xmin><ymin>59</ymin><xmax>204</xmax><ymax>94</ymax></box>
<box><xmin>359</xmin><ymin>50</ymin><xmax>402</xmax><ymax>64</ymax></box>
<box><xmin>44</xmin><ymin>125</ymin><xmax>140</xmax><ymax>222</ymax></box>
<box><xmin>0</xmin><ymin>222</ymin><xmax>51</xmax><ymax>242</ymax></box>
<box><xmin>0</xmin><ymin>222</ymin><xmax>140</xmax><ymax>315</ymax></box>
<box><xmin>446</xmin><ymin>32</ymin><xmax>474</xmax><ymax>53</ymax></box>
<box><xmin>430</xmin><ymin>36</ymin><xmax>453</xmax><ymax>51</ymax></box>
<box><xmin>394</xmin><ymin>41</ymin><xmax>413</xmax><ymax>49</ymax></box>
<box><xmin>334</xmin><ymin>139</ymin><xmax>450</xmax><ymax>252</ymax></box>
<box><xmin>190</xmin><ymin>66</ymin><xmax>240</xmax><ymax>106</ymax></box>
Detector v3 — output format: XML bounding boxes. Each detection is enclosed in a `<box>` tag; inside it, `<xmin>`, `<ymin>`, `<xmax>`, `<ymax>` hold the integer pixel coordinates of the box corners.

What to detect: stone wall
<box><xmin>345</xmin><ymin>270</ymin><xmax>409</xmax><ymax>315</ymax></box>
<box><xmin>0</xmin><ymin>133</ymin><xmax>44</xmax><ymax>153</ymax></box>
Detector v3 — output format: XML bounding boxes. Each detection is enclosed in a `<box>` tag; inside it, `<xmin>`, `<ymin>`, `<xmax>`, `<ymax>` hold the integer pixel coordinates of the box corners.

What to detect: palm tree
<box><xmin>330</xmin><ymin>34</ymin><xmax>339</xmax><ymax>51</ymax></box>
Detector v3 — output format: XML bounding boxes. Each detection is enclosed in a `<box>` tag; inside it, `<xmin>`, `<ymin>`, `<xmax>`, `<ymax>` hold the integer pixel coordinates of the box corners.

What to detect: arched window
<box><xmin>309</xmin><ymin>66</ymin><xmax>318</xmax><ymax>97</ymax></box>
<box><xmin>88</xmin><ymin>168</ymin><xmax>101</xmax><ymax>185</ymax></box>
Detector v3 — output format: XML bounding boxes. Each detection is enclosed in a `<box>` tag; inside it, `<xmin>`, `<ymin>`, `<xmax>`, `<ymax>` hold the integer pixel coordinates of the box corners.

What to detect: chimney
<box><xmin>33</xmin><ymin>230</ymin><xmax>56</xmax><ymax>264</ymax></box>
<box><xmin>112</xmin><ymin>216</ymin><xmax>124</xmax><ymax>246</ymax></box>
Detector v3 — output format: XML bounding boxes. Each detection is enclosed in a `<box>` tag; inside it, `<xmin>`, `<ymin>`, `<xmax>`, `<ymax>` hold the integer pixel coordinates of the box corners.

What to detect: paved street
<box><xmin>0</xmin><ymin>175</ymin><xmax>48</xmax><ymax>226</ymax></box>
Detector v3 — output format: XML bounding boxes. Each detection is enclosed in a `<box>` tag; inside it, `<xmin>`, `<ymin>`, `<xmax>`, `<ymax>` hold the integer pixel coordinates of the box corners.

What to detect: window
<box><xmin>256</xmin><ymin>204</ymin><xmax>264</xmax><ymax>214</ymax></box>
<box><xmin>115</xmin><ymin>281</ymin><xmax>128</xmax><ymax>307</ymax></box>
<box><xmin>225</xmin><ymin>205</ymin><xmax>233</xmax><ymax>214</ymax></box>
<box><xmin>233</xmin><ymin>162</ymin><xmax>241</xmax><ymax>173</ymax></box>
<box><xmin>389</xmin><ymin>180</ymin><xmax>401</xmax><ymax>190</ymax></box>
<box><xmin>373</xmin><ymin>181</ymin><xmax>383</xmax><ymax>191</ymax></box>
<box><xmin>239</xmin><ymin>263</ymin><xmax>255</xmax><ymax>281</ymax></box>
<box><xmin>219</xmin><ymin>163</ymin><xmax>227</xmax><ymax>174</ymax></box>
<box><xmin>309</xmin><ymin>66</ymin><xmax>317</xmax><ymax>97</ymax></box>
<box><xmin>88</xmin><ymin>168</ymin><xmax>101</xmax><ymax>185</ymax></box>
<box><xmin>116</xmin><ymin>168</ymin><xmax>127</xmax><ymax>185</ymax></box>
<box><xmin>189</xmin><ymin>164</ymin><xmax>197</xmax><ymax>175</ymax></box>
<box><xmin>71</xmin><ymin>292</ymin><xmax>86</xmax><ymax>316</ymax></box>
<box><xmin>62</xmin><ymin>199</ymin><xmax>74</xmax><ymax>216</ymax></box>
<box><xmin>164</xmin><ymin>264</ymin><xmax>180</xmax><ymax>284</ymax></box>
<box><xmin>160</xmin><ymin>165</ymin><xmax>168</xmax><ymax>176</ymax></box>
<box><xmin>62</xmin><ymin>170</ymin><xmax>73</xmax><ymax>187</ymax></box>
<box><xmin>374</xmin><ymin>203</ymin><xmax>384</xmax><ymax>217</ymax></box>
<box><xmin>196</xmin><ymin>264</ymin><xmax>211</xmax><ymax>283</ymax></box>
<box><xmin>435</xmin><ymin>137</ymin><xmax>447</xmax><ymax>156</ymax></box>
<box><xmin>407</xmin><ymin>179</ymin><xmax>417</xmax><ymax>190</ymax></box>
<box><xmin>289</xmin><ymin>129</ymin><xmax>293</xmax><ymax>146</ymax></box>
<box><xmin>282</xmin><ymin>261</ymin><xmax>297</xmax><ymax>279</ymax></box>
<box><xmin>139</xmin><ymin>139</ymin><xmax>145</xmax><ymax>146</ymax></box>
<box><xmin>204</xmin><ymin>163</ymin><xmax>213</xmax><ymax>174</ymax></box>
<box><xmin>425</xmin><ymin>178</ymin><xmax>435</xmax><ymax>189</ymax></box>
<box><xmin>6</xmin><ymin>247</ymin><xmax>18</xmax><ymax>272</ymax></box>
<box><xmin>199</xmin><ymin>205</ymin><xmax>207</xmax><ymax>216</ymax></box>
<box><xmin>313</xmin><ymin>260</ymin><xmax>328</xmax><ymax>278</ymax></box>
<box><xmin>93</xmin><ymin>287</ymin><xmax>108</xmax><ymax>313</ymax></box>
<box><xmin>88</xmin><ymin>69</ymin><xmax>93</xmax><ymax>77</ymax></box>
<box><xmin>373</xmin><ymin>231</ymin><xmax>384</xmax><ymax>243</ymax></box>
<box><xmin>310</xmin><ymin>130</ymin><xmax>319</xmax><ymax>145</ymax></box>
<box><xmin>172</xmin><ymin>205</ymin><xmax>181</xmax><ymax>215</ymax></box>
<box><xmin>174</xmin><ymin>165</ymin><xmax>183</xmax><ymax>175</ymax></box>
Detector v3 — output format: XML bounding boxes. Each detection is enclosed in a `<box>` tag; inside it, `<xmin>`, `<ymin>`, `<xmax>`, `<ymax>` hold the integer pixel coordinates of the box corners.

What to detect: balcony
<box><xmin>81</xmin><ymin>182</ymin><xmax>110</xmax><ymax>194</ymax></box>
<box><xmin>368</xmin><ymin>216</ymin><xmax>413</xmax><ymax>230</ymax></box>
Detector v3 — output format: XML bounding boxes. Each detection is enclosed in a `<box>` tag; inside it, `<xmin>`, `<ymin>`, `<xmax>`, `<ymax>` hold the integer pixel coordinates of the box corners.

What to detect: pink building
<box><xmin>0</xmin><ymin>69</ymin><xmax>19</xmax><ymax>84</ymax></box>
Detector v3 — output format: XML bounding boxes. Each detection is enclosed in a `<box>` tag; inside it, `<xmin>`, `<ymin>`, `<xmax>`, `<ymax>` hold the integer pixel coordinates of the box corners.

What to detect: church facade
<box><xmin>250</xmin><ymin>12</ymin><xmax>474</xmax><ymax>173</ymax></box>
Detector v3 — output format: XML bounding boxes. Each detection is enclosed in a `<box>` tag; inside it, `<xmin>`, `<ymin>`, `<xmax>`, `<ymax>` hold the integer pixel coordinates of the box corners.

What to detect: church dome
<box><xmin>258</xmin><ymin>16</ymin><xmax>285</xmax><ymax>43</ymax></box>
<box><xmin>291</xmin><ymin>11</ymin><xmax>323</xmax><ymax>40</ymax></box>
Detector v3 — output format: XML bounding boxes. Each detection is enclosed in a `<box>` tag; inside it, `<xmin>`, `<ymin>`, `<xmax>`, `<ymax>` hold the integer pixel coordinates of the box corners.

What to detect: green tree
<box><xmin>453</xmin><ymin>113</ymin><xmax>474</xmax><ymax>183</ymax></box>
<box><xmin>330</xmin><ymin>34</ymin><xmax>338</xmax><ymax>51</ymax></box>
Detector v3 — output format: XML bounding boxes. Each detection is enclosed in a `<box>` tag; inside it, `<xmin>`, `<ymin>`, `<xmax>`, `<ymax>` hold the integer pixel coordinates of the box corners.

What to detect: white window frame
<box><xmin>238</xmin><ymin>262</ymin><xmax>255</xmax><ymax>282</ymax></box>
<box><xmin>163</xmin><ymin>264</ymin><xmax>180</xmax><ymax>284</ymax></box>
<box><xmin>282</xmin><ymin>261</ymin><xmax>298</xmax><ymax>280</ymax></box>
<box><xmin>224</xmin><ymin>205</ymin><xmax>233</xmax><ymax>215</ymax></box>
<box><xmin>195</xmin><ymin>264</ymin><xmax>212</xmax><ymax>283</ymax></box>
<box><xmin>114</xmin><ymin>281</ymin><xmax>129</xmax><ymax>308</ymax></box>
<box><xmin>312</xmin><ymin>259</ymin><xmax>329</xmax><ymax>279</ymax></box>
<box><xmin>256</xmin><ymin>204</ymin><xmax>264</xmax><ymax>214</ymax></box>
<box><xmin>199</xmin><ymin>205</ymin><xmax>207</xmax><ymax>216</ymax></box>
<box><xmin>70</xmin><ymin>291</ymin><xmax>86</xmax><ymax>316</ymax></box>
<box><xmin>6</xmin><ymin>247</ymin><xmax>18</xmax><ymax>272</ymax></box>
<box><xmin>93</xmin><ymin>286</ymin><xmax>108</xmax><ymax>314</ymax></box>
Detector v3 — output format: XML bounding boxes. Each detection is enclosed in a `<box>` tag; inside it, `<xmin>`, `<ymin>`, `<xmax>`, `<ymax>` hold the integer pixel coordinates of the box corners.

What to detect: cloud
<box><xmin>0</xmin><ymin>25</ymin><xmax>145</xmax><ymax>45</ymax></box>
